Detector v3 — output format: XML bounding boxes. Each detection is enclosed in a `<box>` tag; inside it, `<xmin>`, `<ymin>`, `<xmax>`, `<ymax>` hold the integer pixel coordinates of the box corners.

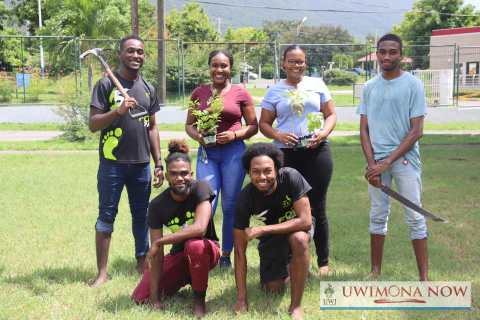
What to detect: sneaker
<box><xmin>219</xmin><ymin>256</ymin><xmax>232</xmax><ymax>272</ymax></box>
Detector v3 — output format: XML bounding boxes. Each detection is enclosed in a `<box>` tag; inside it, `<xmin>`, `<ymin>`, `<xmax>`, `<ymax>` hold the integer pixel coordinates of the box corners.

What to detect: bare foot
<box><xmin>91</xmin><ymin>274</ymin><xmax>107</xmax><ymax>288</ymax></box>
<box><xmin>317</xmin><ymin>266</ymin><xmax>331</xmax><ymax>276</ymax></box>
<box><xmin>364</xmin><ymin>271</ymin><xmax>379</xmax><ymax>280</ymax></box>
<box><xmin>289</xmin><ymin>306</ymin><xmax>303</xmax><ymax>320</ymax></box>
<box><xmin>136</xmin><ymin>255</ymin><xmax>146</xmax><ymax>274</ymax></box>
<box><xmin>193</xmin><ymin>298</ymin><xmax>206</xmax><ymax>318</ymax></box>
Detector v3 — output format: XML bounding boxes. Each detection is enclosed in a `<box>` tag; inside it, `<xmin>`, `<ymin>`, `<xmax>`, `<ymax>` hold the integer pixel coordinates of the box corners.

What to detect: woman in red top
<box><xmin>185</xmin><ymin>50</ymin><xmax>258</xmax><ymax>271</ymax></box>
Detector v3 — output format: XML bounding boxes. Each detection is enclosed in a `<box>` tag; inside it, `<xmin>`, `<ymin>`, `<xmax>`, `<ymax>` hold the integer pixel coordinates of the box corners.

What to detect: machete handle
<box><xmin>380</xmin><ymin>183</ymin><xmax>386</xmax><ymax>191</ymax></box>
<box><xmin>129</xmin><ymin>105</ymin><xmax>149</xmax><ymax>119</ymax></box>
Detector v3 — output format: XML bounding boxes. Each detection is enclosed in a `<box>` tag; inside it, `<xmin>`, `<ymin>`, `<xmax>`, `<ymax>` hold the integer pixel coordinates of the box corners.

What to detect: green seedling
<box><xmin>307</xmin><ymin>112</ymin><xmax>325</xmax><ymax>134</ymax></box>
<box><xmin>282</xmin><ymin>89</ymin><xmax>309</xmax><ymax>148</ymax></box>
<box><xmin>181</xmin><ymin>89</ymin><xmax>225</xmax><ymax>134</ymax></box>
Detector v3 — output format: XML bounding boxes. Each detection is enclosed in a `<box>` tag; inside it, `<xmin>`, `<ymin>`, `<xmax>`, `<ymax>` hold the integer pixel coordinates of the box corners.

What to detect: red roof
<box><xmin>357</xmin><ymin>52</ymin><xmax>412</xmax><ymax>63</ymax></box>
<box><xmin>432</xmin><ymin>26</ymin><xmax>480</xmax><ymax>36</ymax></box>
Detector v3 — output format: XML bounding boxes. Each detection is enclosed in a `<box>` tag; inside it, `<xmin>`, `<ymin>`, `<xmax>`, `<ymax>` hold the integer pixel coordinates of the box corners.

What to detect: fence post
<box><xmin>456</xmin><ymin>46</ymin><xmax>460</xmax><ymax>107</ymax></box>
<box><xmin>182</xmin><ymin>41</ymin><xmax>185</xmax><ymax>107</ymax></box>
<box><xmin>453</xmin><ymin>43</ymin><xmax>456</xmax><ymax>106</ymax></box>
<box><xmin>20</xmin><ymin>37</ymin><xmax>26</xmax><ymax>103</ymax></box>
<box><xmin>411</xmin><ymin>47</ymin><xmax>414</xmax><ymax>72</ymax></box>
<box><xmin>74</xmin><ymin>35</ymin><xmax>78</xmax><ymax>97</ymax></box>
<box><xmin>365</xmin><ymin>42</ymin><xmax>368</xmax><ymax>82</ymax></box>
<box><xmin>274</xmin><ymin>41</ymin><xmax>277</xmax><ymax>84</ymax></box>
<box><xmin>177</xmin><ymin>38</ymin><xmax>181</xmax><ymax>105</ymax></box>
<box><xmin>79</xmin><ymin>39</ymin><xmax>83</xmax><ymax>93</ymax></box>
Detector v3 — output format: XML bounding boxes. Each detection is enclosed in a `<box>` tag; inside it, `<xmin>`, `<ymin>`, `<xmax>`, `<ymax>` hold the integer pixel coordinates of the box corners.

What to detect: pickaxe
<box><xmin>79</xmin><ymin>48</ymin><xmax>148</xmax><ymax>120</ymax></box>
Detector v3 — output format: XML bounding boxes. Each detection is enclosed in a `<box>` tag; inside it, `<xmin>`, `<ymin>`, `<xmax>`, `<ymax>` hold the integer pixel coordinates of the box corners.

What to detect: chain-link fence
<box><xmin>0</xmin><ymin>35</ymin><xmax>78</xmax><ymax>105</ymax></box>
<box><xmin>180</xmin><ymin>41</ymin><xmax>277</xmax><ymax>107</ymax></box>
<box><xmin>1</xmin><ymin>36</ymin><xmax>478</xmax><ymax>109</ymax></box>
<box><xmin>279</xmin><ymin>43</ymin><xmax>370</xmax><ymax>107</ymax></box>
<box><xmin>455</xmin><ymin>46</ymin><xmax>480</xmax><ymax>107</ymax></box>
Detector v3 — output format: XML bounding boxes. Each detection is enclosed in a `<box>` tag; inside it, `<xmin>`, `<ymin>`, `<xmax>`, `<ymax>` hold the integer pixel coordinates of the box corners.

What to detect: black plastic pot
<box><xmin>300</xmin><ymin>134</ymin><xmax>312</xmax><ymax>149</ymax></box>
<box><xmin>203</xmin><ymin>131</ymin><xmax>217</xmax><ymax>147</ymax></box>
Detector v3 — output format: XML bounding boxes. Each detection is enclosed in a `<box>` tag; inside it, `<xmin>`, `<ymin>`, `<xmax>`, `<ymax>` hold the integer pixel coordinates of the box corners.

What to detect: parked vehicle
<box><xmin>347</xmin><ymin>68</ymin><xmax>371</xmax><ymax>76</ymax></box>
<box><xmin>248</xmin><ymin>72</ymin><xmax>258</xmax><ymax>80</ymax></box>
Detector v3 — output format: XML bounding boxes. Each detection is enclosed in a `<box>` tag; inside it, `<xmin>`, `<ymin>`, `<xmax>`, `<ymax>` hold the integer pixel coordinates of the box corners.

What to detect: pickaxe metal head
<box><xmin>79</xmin><ymin>48</ymin><xmax>110</xmax><ymax>59</ymax></box>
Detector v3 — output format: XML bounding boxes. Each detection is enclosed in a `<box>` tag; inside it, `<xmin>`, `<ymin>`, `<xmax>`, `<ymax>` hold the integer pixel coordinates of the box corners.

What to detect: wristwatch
<box><xmin>155</xmin><ymin>165</ymin><xmax>164</xmax><ymax>171</ymax></box>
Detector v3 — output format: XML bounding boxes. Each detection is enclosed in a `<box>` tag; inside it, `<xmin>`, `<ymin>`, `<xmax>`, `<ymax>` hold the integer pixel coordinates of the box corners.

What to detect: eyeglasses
<box><xmin>286</xmin><ymin>59</ymin><xmax>306</xmax><ymax>67</ymax></box>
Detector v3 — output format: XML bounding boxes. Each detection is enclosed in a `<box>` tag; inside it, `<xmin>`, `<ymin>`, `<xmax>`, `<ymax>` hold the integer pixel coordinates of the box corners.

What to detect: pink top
<box><xmin>190</xmin><ymin>84</ymin><xmax>254</xmax><ymax>135</ymax></box>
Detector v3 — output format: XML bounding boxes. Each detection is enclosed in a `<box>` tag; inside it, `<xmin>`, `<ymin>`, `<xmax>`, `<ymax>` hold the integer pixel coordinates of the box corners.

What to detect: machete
<box><xmin>380</xmin><ymin>183</ymin><xmax>449</xmax><ymax>223</ymax></box>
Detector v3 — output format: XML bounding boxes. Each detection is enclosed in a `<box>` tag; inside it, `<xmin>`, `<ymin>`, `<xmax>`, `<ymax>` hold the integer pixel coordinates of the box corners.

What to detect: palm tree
<box><xmin>39</xmin><ymin>0</ymin><xmax>130</xmax><ymax>90</ymax></box>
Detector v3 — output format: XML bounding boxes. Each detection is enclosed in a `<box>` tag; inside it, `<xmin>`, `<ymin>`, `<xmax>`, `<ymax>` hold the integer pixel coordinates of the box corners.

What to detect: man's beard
<box><xmin>254</xmin><ymin>181</ymin><xmax>275</xmax><ymax>196</ymax></box>
<box><xmin>170</xmin><ymin>182</ymin><xmax>190</xmax><ymax>196</ymax></box>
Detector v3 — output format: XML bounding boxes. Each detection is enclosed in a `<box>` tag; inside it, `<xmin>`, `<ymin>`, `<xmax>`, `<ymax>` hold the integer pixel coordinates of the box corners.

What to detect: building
<box><xmin>430</xmin><ymin>26</ymin><xmax>480</xmax><ymax>90</ymax></box>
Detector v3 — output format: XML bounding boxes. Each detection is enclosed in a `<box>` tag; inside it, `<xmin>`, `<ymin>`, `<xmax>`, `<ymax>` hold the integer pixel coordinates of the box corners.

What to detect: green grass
<box><xmin>1</xmin><ymin>135</ymin><xmax>479</xmax><ymax>152</ymax></box>
<box><xmin>1</xmin><ymin>134</ymin><xmax>479</xmax><ymax>152</ymax></box>
<box><xmin>0</xmin><ymin>147</ymin><xmax>478</xmax><ymax>319</ymax></box>
<box><xmin>3</xmin><ymin>122</ymin><xmax>479</xmax><ymax>132</ymax></box>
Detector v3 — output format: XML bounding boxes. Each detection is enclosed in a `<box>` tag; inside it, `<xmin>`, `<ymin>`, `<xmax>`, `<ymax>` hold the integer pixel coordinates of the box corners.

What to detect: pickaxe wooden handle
<box><xmin>79</xmin><ymin>48</ymin><xmax>148</xmax><ymax>119</ymax></box>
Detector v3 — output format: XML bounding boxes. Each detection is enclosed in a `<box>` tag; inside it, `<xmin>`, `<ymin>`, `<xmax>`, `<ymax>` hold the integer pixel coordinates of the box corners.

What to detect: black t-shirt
<box><xmin>90</xmin><ymin>72</ymin><xmax>160</xmax><ymax>164</ymax></box>
<box><xmin>234</xmin><ymin>167</ymin><xmax>312</xmax><ymax>231</ymax></box>
<box><xmin>146</xmin><ymin>179</ymin><xmax>220</xmax><ymax>256</ymax></box>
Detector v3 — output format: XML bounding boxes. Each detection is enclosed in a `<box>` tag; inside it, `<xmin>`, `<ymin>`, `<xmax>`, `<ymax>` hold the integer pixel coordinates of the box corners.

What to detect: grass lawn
<box><xmin>1</xmin><ymin>122</ymin><xmax>480</xmax><ymax>132</ymax></box>
<box><xmin>1</xmin><ymin>134</ymin><xmax>479</xmax><ymax>152</ymax></box>
<box><xmin>0</xmin><ymin>147</ymin><xmax>478</xmax><ymax>319</ymax></box>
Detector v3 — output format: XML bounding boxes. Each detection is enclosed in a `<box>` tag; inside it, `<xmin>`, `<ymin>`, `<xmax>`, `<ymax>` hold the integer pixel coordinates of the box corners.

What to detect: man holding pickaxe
<box><xmin>86</xmin><ymin>34</ymin><xmax>164</xmax><ymax>287</ymax></box>
<box><xmin>357</xmin><ymin>34</ymin><xmax>430</xmax><ymax>282</ymax></box>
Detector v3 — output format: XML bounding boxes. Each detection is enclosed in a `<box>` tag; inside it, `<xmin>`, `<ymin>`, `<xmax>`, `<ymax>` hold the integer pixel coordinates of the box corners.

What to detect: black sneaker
<box><xmin>219</xmin><ymin>256</ymin><xmax>232</xmax><ymax>272</ymax></box>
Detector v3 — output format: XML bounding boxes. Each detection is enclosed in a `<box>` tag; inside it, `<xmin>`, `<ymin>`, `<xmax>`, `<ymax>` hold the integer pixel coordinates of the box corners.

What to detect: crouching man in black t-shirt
<box><xmin>233</xmin><ymin>143</ymin><xmax>314</xmax><ymax>320</ymax></box>
<box><xmin>132</xmin><ymin>140</ymin><xmax>220</xmax><ymax>318</ymax></box>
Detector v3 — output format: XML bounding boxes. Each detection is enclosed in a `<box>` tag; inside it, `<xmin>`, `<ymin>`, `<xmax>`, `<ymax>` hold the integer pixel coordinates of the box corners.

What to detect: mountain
<box><xmin>154</xmin><ymin>0</ymin><xmax>414</xmax><ymax>41</ymax></box>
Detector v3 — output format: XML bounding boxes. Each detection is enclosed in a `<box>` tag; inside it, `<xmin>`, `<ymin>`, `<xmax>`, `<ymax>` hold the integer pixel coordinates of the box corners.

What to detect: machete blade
<box><xmin>380</xmin><ymin>183</ymin><xmax>449</xmax><ymax>223</ymax></box>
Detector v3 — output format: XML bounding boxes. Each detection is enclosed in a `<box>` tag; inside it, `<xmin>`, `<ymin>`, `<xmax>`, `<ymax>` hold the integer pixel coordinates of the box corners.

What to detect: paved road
<box><xmin>1</xmin><ymin>130</ymin><xmax>480</xmax><ymax>141</ymax></box>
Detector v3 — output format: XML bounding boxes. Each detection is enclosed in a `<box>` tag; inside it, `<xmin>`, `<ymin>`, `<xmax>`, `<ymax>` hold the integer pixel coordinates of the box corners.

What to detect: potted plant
<box><xmin>282</xmin><ymin>88</ymin><xmax>309</xmax><ymax>150</ymax></box>
<box><xmin>181</xmin><ymin>89</ymin><xmax>224</xmax><ymax>147</ymax></box>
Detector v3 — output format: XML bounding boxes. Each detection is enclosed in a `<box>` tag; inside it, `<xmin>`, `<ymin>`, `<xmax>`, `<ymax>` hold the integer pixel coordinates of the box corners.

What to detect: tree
<box><xmin>0</xmin><ymin>2</ymin><xmax>9</xmax><ymax>31</ymax></box>
<box><xmin>166</xmin><ymin>3</ymin><xmax>219</xmax><ymax>42</ymax></box>
<box><xmin>332</xmin><ymin>54</ymin><xmax>353</xmax><ymax>70</ymax></box>
<box><xmin>261</xmin><ymin>19</ymin><xmax>301</xmax><ymax>42</ymax></box>
<box><xmin>392</xmin><ymin>0</ymin><xmax>480</xmax><ymax>68</ymax></box>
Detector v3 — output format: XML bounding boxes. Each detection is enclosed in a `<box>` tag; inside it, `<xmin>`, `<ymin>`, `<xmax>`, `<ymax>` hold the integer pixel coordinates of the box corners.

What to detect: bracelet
<box><xmin>155</xmin><ymin>165</ymin><xmax>164</xmax><ymax>171</ymax></box>
<box><xmin>115</xmin><ymin>108</ymin><xmax>120</xmax><ymax>116</ymax></box>
<box><xmin>233</xmin><ymin>131</ymin><xmax>237</xmax><ymax>140</ymax></box>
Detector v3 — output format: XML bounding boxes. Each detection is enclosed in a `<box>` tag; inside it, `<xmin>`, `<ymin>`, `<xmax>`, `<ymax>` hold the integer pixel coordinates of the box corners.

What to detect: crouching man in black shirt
<box><xmin>233</xmin><ymin>143</ymin><xmax>314</xmax><ymax>320</ymax></box>
<box><xmin>132</xmin><ymin>140</ymin><xmax>220</xmax><ymax>318</ymax></box>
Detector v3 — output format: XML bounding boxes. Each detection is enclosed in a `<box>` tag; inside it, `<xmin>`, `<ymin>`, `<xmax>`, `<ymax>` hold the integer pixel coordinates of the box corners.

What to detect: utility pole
<box><xmin>295</xmin><ymin>17</ymin><xmax>307</xmax><ymax>44</ymax></box>
<box><xmin>212</xmin><ymin>17</ymin><xmax>223</xmax><ymax>40</ymax></box>
<box><xmin>131</xmin><ymin>0</ymin><xmax>139</xmax><ymax>35</ymax></box>
<box><xmin>157</xmin><ymin>0</ymin><xmax>166</xmax><ymax>104</ymax></box>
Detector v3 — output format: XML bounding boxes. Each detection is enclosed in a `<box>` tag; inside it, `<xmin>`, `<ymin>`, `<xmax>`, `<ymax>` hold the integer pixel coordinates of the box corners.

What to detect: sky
<box><xmin>464</xmin><ymin>0</ymin><xmax>480</xmax><ymax>8</ymax></box>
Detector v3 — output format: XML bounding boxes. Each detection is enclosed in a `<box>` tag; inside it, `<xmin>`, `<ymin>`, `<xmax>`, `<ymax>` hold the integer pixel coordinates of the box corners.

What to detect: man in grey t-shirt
<box><xmin>356</xmin><ymin>34</ymin><xmax>429</xmax><ymax>282</ymax></box>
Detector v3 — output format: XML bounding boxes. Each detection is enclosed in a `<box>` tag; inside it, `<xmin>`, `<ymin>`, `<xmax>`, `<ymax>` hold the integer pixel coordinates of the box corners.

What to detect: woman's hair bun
<box><xmin>167</xmin><ymin>139</ymin><xmax>189</xmax><ymax>154</ymax></box>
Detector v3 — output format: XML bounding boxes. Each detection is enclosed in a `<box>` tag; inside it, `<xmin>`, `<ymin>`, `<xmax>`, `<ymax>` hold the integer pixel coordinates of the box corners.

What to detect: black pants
<box><xmin>281</xmin><ymin>142</ymin><xmax>334</xmax><ymax>267</ymax></box>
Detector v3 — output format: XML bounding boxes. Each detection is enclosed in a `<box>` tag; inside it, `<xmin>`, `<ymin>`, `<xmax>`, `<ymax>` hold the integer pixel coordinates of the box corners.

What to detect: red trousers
<box><xmin>132</xmin><ymin>237</ymin><xmax>220</xmax><ymax>302</ymax></box>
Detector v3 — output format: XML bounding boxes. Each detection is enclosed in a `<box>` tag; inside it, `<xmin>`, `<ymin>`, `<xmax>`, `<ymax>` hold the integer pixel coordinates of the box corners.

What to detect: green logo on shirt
<box><xmin>102</xmin><ymin>128</ymin><xmax>122</xmax><ymax>160</ymax></box>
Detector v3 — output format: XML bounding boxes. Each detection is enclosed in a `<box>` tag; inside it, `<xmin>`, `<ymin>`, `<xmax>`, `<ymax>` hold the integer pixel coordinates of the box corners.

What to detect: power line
<box><xmin>178</xmin><ymin>0</ymin><xmax>480</xmax><ymax>17</ymax></box>
<box><xmin>332</xmin><ymin>0</ymin><xmax>480</xmax><ymax>17</ymax></box>
<box><xmin>177</xmin><ymin>0</ymin><xmax>403</xmax><ymax>13</ymax></box>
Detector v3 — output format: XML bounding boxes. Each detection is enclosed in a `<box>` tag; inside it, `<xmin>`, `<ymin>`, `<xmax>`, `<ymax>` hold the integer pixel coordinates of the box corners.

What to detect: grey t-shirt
<box><xmin>90</xmin><ymin>72</ymin><xmax>160</xmax><ymax>164</ymax></box>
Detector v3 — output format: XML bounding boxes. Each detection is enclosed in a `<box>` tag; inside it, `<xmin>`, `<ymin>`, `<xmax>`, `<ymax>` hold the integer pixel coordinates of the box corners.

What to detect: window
<box><xmin>467</xmin><ymin>62</ymin><xmax>479</xmax><ymax>75</ymax></box>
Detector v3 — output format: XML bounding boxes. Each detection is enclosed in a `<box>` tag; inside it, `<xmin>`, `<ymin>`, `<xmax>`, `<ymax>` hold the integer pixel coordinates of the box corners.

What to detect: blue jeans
<box><xmin>368</xmin><ymin>157</ymin><xmax>428</xmax><ymax>240</ymax></box>
<box><xmin>196</xmin><ymin>140</ymin><xmax>246</xmax><ymax>253</ymax></box>
<box><xmin>95</xmin><ymin>160</ymin><xmax>151</xmax><ymax>258</ymax></box>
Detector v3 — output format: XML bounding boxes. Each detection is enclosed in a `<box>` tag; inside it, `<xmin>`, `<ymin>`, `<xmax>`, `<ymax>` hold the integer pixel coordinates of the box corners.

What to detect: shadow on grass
<box><xmin>3</xmin><ymin>266</ymin><xmax>93</xmax><ymax>295</ymax></box>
